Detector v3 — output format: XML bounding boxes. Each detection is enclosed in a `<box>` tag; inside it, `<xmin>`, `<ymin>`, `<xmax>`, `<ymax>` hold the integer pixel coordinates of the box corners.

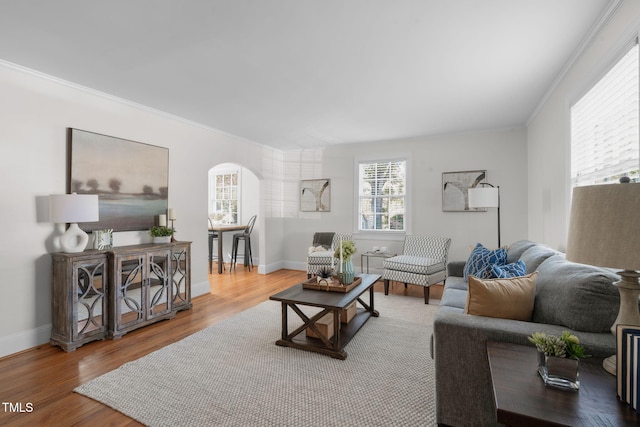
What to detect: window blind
<box><xmin>571</xmin><ymin>42</ymin><xmax>639</xmax><ymax>187</ymax></box>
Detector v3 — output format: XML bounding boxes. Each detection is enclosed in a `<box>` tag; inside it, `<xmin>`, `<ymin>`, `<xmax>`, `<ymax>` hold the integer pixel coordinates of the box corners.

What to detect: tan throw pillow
<box><xmin>465</xmin><ymin>272</ymin><xmax>538</xmax><ymax>321</ymax></box>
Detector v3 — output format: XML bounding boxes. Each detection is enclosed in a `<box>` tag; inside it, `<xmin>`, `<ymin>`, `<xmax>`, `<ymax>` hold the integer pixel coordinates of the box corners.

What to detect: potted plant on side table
<box><xmin>529</xmin><ymin>331</ymin><xmax>589</xmax><ymax>391</ymax></box>
<box><xmin>149</xmin><ymin>226</ymin><xmax>174</xmax><ymax>243</ymax></box>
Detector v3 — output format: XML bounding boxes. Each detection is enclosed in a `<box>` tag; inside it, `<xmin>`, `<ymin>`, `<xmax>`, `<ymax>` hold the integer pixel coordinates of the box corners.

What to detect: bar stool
<box><xmin>231</xmin><ymin>215</ymin><xmax>257</xmax><ymax>271</ymax></box>
<box><xmin>208</xmin><ymin>218</ymin><xmax>223</xmax><ymax>273</ymax></box>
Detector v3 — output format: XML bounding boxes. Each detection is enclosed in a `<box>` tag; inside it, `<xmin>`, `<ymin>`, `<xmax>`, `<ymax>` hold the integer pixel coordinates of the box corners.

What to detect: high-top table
<box><xmin>269</xmin><ymin>274</ymin><xmax>380</xmax><ymax>359</ymax></box>
<box><xmin>208</xmin><ymin>224</ymin><xmax>247</xmax><ymax>274</ymax></box>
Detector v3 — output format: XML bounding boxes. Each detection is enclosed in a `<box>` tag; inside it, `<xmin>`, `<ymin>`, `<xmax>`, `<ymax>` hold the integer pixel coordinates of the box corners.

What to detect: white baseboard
<box><xmin>191</xmin><ymin>279</ymin><xmax>210</xmax><ymax>298</ymax></box>
<box><xmin>0</xmin><ymin>324</ymin><xmax>52</xmax><ymax>359</ymax></box>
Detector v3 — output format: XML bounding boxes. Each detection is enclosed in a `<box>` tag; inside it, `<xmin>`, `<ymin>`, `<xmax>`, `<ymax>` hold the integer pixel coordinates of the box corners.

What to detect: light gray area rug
<box><xmin>75</xmin><ymin>294</ymin><xmax>438</xmax><ymax>426</ymax></box>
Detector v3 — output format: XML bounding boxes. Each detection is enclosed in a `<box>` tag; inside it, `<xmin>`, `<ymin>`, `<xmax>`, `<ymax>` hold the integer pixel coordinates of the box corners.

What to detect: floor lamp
<box><xmin>468</xmin><ymin>183</ymin><xmax>501</xmax><ymax>247</ymax></box>
<box><xmin>566</xmin><ymin>179</ymin><xmax>640</xmax><ymax>375</ymax></box>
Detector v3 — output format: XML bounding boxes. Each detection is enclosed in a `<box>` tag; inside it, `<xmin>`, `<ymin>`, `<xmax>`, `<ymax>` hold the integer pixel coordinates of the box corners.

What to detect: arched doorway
<box><xmin>208</xmin><ymin>163</ymin><xmax>260</xmax><ymax>271</ymax></box>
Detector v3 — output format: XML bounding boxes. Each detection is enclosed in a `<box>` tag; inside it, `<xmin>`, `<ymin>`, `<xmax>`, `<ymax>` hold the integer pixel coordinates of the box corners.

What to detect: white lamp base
<box><xmin>605</xmin><ymin>270</ymin><xmax>640</xmax><ymax>376</ymax></box>
<box><xmin>59</xmin><ymin>223</ymin><xmax>90</xmax><ymax>253</ymax></box>
<box><xmin>603</xmin><ymin>355</ymin><xmax>617</xmax><ymax>375</ymax></box>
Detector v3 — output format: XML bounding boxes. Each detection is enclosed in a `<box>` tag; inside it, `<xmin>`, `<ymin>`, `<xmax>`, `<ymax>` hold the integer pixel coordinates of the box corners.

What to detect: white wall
<box><xmin>527</xmin><ymin>0</ymin><xmax>640</xmax><ymax>250</ymax></box>
<box><xmin>280</xmin><ymin>127</ymin><xmax>529</xmax><ymax>273</ymax></box>
<box><xmin>0</xmin><ymin>62</ymin><xmax>283</xmax><ymax>357</ymax></box>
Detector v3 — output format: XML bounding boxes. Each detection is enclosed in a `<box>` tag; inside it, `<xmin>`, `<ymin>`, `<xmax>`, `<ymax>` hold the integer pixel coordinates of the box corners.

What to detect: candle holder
<box><xmin>169</xmin><ymin>219</ymin><xmax>176</xmax><ymax>242</ymax></box>
<box><xmin>168</xmin><ymin>208</ymin><xmax>177</xmax><ymax>242</ymax></box>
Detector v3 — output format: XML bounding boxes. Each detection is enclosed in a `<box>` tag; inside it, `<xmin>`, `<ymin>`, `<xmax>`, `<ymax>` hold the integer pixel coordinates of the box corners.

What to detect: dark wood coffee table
<box><xmin>269</xmin><ymin>274</ymin><xmax>380</xmax><ymax>359</ymax></box>
<box><xmin>487</xmin><ymin>341</ymin><xmax>639</xmax><ymax>426</ymax></box>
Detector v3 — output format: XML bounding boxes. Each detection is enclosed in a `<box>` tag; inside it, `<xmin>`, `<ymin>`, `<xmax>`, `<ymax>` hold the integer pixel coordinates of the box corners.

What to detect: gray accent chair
<box><xmin>382</xmin><ymin>235</ymin><xmax>451</xmax><ymax>304</ymax></box>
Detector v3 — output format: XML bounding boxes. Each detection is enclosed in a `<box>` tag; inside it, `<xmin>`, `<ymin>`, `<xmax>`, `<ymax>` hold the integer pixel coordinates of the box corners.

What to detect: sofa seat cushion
<box><xmin>440</xmin><ymin>288</ymin><xmax>468</xmax><ymax>311</ymax></box>
<box><xmin>465</xmin><ymin>273</ymin><xmax>538</xmax><ymax>321</ymax></box>
<box><xmin>444</xmin><ymin>276</ymin><xmax>468</xmax><ymax>291</ymax></box>
<box><xmin>383</xmin><ymin>255</ymin><xmax>445</xmax><ymax>275</ymax></box>
<box><xmin>463</xmin><ymin>243</ymin><xmax>507</xmax><ymax>280</ymax></box>
<box><xmin>307</xmin><ymin>250</ymin><xmax>334</xmax><ymax>264</ymax></box>
<box><xmin>533</xmin><ymin>255</ymin><xmax>620</xmax><ymax>332</ymax></box>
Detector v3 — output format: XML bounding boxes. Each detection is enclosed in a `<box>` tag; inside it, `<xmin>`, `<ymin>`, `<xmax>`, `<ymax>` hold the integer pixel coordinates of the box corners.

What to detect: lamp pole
<box><xmin>475</xmin><ymin>182</ymin><xmax>501</xmax><ymax>247</ymax></box>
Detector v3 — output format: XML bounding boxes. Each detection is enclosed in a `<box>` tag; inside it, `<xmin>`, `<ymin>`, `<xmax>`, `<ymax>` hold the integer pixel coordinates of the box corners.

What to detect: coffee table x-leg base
<box><xmin>275</xmin><ymin>294</ymin><xmax>379</xmax><ymax>360</ymax></box>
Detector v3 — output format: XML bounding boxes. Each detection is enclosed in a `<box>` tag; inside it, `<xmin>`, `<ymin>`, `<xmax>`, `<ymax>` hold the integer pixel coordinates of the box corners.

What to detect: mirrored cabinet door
<box><xmin>51</xmin><ymin>251</ymin><xmax>109</xmax><ymax>352</ymax></box>
<box><xmin>148</xmin><ymin>249</ymin><xmax>171</xmax><ymax>319</ymax></box>
<box><xmin>114</xmin><ymin>255</ymin><xmax>145</xmax><ymax>332</ymax></box>
<box><xmin>171</xmin><ymin>243</ymin><xmax>192</xmax><ymax>312</ymax></box>
<box><xmin>76</xmin><ymin>259</ymin><xmax>107</xmax><ymax>337</ymax></box>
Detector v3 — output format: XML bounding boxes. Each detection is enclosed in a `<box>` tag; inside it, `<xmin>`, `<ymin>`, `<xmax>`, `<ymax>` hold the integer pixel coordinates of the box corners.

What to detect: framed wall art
<box><xmin>442</xmin><ymin>170</ymin><xmax>488</xmax><ymax>212</ymax></box>
<box><xmin>67</xmin><ymin>128</ymin><xmax>169</xmax><ymax>232</ymax></box>
<box><xmin>93</xmin><ymin>229</ymin><xmax>113</xmax><ymax>250</ymax></box>
<box><xmin>300</xmin><ymin>179</ymin><xmax>331</xmax><ymax>212</ymax></box>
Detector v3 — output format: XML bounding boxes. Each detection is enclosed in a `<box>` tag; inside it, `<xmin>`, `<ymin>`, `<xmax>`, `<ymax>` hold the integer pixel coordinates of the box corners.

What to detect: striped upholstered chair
<box><xmin>307</xmin><ymin>232</ymin><xmax>353</xmax><ymax>278</ymax></box>
<box><xmin>382</xmin><ymin>235</ymin><xmax>451</xmax><ymax>304</ymax></box>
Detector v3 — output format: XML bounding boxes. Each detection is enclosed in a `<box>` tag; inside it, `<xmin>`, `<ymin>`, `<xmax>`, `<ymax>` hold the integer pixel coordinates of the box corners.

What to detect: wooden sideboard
<box><xmin>51</xmin><ymin>242</ymin><xmax>191</xmax><ymax>351</ymax></box>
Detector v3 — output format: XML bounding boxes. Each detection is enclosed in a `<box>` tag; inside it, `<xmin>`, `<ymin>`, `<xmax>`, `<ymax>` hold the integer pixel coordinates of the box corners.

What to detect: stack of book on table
<box><xmin>617</xmin><ymin>325</ymin><xmax>640</xmax><ymax>412</ymax></box>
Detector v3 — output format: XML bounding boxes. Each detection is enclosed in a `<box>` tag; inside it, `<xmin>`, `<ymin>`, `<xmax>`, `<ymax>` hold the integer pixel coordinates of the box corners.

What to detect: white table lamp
<box><xmin>468</xmin><ymin>183</ymin><xmax>501</xmax><ymax>247</ymax></box>
<box><xmin>566</xmin><ymin>180</ymin><xmax>640</xmax><ymax>375</ymax></box>
<box><xmin>49</xmin><ymin>193</ymin><xmax>99</xmax><ymax>253</ymax></box>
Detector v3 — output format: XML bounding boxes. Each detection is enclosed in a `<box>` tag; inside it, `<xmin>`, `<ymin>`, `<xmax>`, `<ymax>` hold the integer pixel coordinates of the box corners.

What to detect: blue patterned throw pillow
<box><xmin>463</xmin><ymin>243</ymin><xmax>508</xmax><ymax>280</ymax></box>
<box><xmin>489</xmin><ymin>260</ymin><xmax>526</xmax><ymax>279</ymax></box>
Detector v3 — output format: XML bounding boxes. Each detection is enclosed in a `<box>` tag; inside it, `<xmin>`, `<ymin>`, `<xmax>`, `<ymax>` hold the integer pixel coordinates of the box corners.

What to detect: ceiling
<box><xmin>0</xmin><ymin>0</ymin><xmax>613</xmax><ymax>150</ymax></box>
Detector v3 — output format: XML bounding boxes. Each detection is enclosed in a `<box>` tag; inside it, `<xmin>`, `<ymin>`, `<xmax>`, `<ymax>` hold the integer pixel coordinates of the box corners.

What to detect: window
<box><xmin>209</xmin><ymin>168</ymin><xmax>239</xmax><ymax>224</ymax></box>
<box><xmin>571</xmin><ymin>42</ymin><xmax>640</xmax><ymax>187</ymax></box>
<box><xmin>358</xmin><ymin>160</ymin><xmax>406</xmax><ymax>231</ymax></box>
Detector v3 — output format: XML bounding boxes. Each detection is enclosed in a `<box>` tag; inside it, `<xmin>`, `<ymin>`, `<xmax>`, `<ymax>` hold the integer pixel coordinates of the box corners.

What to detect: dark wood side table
<box><xmin>487</xmin><ymin>341</ymin><xmax>639</xmax><ymax>426</ymax></box>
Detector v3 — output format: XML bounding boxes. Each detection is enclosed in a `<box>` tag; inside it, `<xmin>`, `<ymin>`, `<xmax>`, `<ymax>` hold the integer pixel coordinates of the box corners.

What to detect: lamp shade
<box><xmin>49</xmin><ymin>194</ymin><xmax>99</xmax><ymax>223</ymax></box>
<box><xmin>468</xmin><ymin>187</ymin><xmax>499</xmax><ymax>208</ymax></box>
<box><xmin>566</xmin><ymin>183</ymin><xmax>640</xmax><ymax>270</ymax></box>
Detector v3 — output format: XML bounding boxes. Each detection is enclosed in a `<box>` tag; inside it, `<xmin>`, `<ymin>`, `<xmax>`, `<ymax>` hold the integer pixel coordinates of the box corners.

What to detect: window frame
<box><xmin>208</xmin><ymin>166</ymin><xmax>241</xmax><ymax>225</ymax></box>
<box><xmin>353</xmin><ymin>155</ymin><xmax>411</xmax><ymax>240</ymax></box>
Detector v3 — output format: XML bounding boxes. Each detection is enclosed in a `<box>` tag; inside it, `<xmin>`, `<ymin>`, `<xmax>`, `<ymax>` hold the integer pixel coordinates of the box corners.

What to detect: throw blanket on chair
<box><xmin>312</xmin><ymin>232</ymin><xmax>335</xmax><ymax>250</ymax></box>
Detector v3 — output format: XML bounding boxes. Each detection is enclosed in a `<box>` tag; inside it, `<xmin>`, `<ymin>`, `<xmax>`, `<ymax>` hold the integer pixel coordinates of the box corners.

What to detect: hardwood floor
<box><xmin>0</xmin><ymin>266</ymin><xmax>441</xmax><ymax>426</ymax></box>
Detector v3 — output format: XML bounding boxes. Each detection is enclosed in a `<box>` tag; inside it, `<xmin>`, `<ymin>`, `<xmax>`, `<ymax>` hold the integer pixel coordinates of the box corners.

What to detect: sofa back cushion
<box><xmin>532</xmin><ymin>255</ymin><xmax>620</xmax><ymax>333</ymax></box>
<box><xmin>519</xmin><ymin>244</ymin><xmax>558</xmax><ymax>274</ymax></box>
<box><xmin>506</xmin><ymin>240</ymin><xmax>537</xmax><ymax>264</ymax></box>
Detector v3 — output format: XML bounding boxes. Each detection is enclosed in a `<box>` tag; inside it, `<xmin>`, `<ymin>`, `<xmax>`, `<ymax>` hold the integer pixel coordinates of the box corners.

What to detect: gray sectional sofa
<box><xmin>433</xmin><ymin>240</ymin><xmax>620</xmax><ymax>427</ymax></box>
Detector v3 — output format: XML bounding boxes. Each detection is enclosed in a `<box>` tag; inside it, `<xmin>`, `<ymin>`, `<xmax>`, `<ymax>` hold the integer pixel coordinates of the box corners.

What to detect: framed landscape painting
<box><xmin>442</xmin><ymin>170</ymin><xmax>487</xmax><ymax>212</ymax></box>
<box><xmin>67</xmin><ymin>128</ymin><xmax>169</xmax><ymax>232</ymax></box>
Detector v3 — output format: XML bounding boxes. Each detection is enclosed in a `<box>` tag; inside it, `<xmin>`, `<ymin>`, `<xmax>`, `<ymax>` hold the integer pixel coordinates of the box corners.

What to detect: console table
<box><xmin>487</xmin><ymin>341</ymin><xmax>638</xmax><ymax>426</ymax></box>
<box><xmin>50</xmin><ymin>242</ymin><xmax>191</xmax><ymax>351</ymax></box>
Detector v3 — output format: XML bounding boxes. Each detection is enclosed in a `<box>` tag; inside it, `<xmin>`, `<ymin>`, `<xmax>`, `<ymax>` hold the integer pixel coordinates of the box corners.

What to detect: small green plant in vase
<box><xmin>333</xmin><ymin>240</ymin><xmax>356</xmax><ymax>262</ymax></box>
<box><xmin>334</xmin><ymin>240</ymin><xmax>357</xmax><ymax>285</ymax></box>
<box><xmin>528</xmin><ymin>331</ymin><xmax>589</xmax><ymax>360</ymax></box>
<box><xmin>149</xmin><ymin>226</ymin><xmax>174</xmax><ymax>243</ymax></box>
<box><xmin>149</xmin><ymin>226</ymin><xmax>174</xmax><ymax>237</ymax></box>
<box><xmin>528</xmin><ymin>331</ymin><xmax>588</xmax><ymax>390</ymax></box>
